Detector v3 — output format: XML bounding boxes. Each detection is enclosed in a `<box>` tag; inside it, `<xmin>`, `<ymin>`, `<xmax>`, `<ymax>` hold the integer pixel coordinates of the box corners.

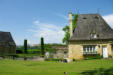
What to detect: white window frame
<box><xmin>83</xmin><ymin>45</ymin><xmax>96</xmax><ymax>54</ymax></box>
<box><xmin>91</xmin><ymin>33</ymin><xmax>97</xmax><ymax>38</ymax></box>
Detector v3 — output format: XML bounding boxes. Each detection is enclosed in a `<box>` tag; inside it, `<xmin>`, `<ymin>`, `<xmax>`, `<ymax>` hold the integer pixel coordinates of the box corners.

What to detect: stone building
<box><xmin>68</xmin><ymin>13</ymin><xmax>113</xmax><ymax>61</ymax></box>
<box><xmin>52</xmin><ymin>45</ymin><xmax>68</xmax><ymax>59</ymax></box>
<box><xmin>0</xmin><ymin>31</ymin><xmax>16</xmax><ymax>56</ymax></box>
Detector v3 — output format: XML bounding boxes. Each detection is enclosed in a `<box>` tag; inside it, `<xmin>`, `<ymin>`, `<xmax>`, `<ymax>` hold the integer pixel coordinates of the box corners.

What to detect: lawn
<box><xmin>0</xmin><ymin>59</ymin><xmax>113</xmax><ymax>75</ymax></box>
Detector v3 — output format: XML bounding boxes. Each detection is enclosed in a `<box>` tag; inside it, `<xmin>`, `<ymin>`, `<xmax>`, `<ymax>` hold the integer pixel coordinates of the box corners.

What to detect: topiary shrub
<box><xmin>41</xmin><ymin>37</ymin><xmax>45</xmax><ymax>57</ymax></box>
<box><xmin>24</xmin><ymin>39</ymin><xmax>28</xmax><ymax>54</ymax></box>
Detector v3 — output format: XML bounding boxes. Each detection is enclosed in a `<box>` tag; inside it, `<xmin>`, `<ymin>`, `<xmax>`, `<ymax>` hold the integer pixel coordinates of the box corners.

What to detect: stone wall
<box><xmin>53</xmin><ymin>50</ymin><xmax>68</xmax><ymax>59</ymax></box>
<box><xmin>0</xmin><ymin>45</ymin><xmax>16</xmax><ymax>56</ymax></box>
<box><xmin>68</xmin><ymin>44</ymin><xmax>83</xmax><ymax>61</ymax></box>
<box><xmin>52</xmin><ymin>45</ymin><xmax>68</xmax><ymax>59</ymax></box>
<box><xmin>68</xmin><ymin>40</ymin><xmax>113</xmax><ymax>61</ymax></box>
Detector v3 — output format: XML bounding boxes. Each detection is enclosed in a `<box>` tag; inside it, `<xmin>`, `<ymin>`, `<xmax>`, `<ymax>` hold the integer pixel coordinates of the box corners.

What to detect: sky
<box><xmin>0</xmin><ymin>0</ymin><xmax>113</xmax><ymax>45</ymax></box>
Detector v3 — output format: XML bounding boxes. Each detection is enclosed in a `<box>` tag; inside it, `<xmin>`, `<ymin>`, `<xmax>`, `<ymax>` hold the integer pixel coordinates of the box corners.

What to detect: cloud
<box><xmin>33</xmin><ymin>20</ymin><xmax>40</xmax><ymax>25</ymax></box>
<box><xmin>29</xmin><ymin>20</ymin><xmax>65</xmax><ymax>43</ymax></box>
<box><xmin>103</xmin><ymin>14</ymin><xmax>113</xmax><ymax>28</ymax></box>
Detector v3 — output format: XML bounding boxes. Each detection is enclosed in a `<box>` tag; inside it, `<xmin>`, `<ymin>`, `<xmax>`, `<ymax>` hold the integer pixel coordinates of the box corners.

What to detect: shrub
<box><xmin>16</xmin><ymin>49</ymin><xmax>23</xmax><ymax>54</ymax></box>
<box><xmin>45</xmin><ymin>58</ymin><xmax>68</xmax><ymax>62</ymax></box>
<box><xmin>109</xmin><ymin>55</ymin><xmax>112</xmax><ymax>58</ymax></box>
<box><xmin>41</xmin><ymin>37</ymin><xmax>45</xmax><ymax>57</ymax></box>
<box><xmin>24</xmin><ymin>39</ymin><xmax>28</xmax><ymax>54</ymax></box>
<box><xmin>73</xmin><ymin>59</ymin><xmax>76</xmax><ymax>61</ymax></box>
<box><xmin>45</xmin><ymin>58</ymin><xmax>62</xmax><ymax>61</ymax></box>
<box><xmin>84</xmin><ymin>54</ymin><xmax>102</xmax><ymax>60</ymax></box>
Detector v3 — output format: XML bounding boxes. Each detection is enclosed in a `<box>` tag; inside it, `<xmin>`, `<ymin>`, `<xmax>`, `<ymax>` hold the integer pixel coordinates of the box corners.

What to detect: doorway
<box><xmin>102</xmin><ymin>46</ymin><xmax>108</xmax><ymax>58</ymax></box>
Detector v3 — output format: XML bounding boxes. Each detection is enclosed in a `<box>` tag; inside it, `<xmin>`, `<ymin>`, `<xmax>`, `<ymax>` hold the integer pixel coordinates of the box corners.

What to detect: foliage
<box><xmin>44</xmin><ymin>44</ymin><xmax>56</xmax><ymax>53</ymax></box>
<box><xmin>45</xmin><ymin>58</ymin><xmax>67</xmax><ymax>62</ymax></box>
<box><xmin>62</xmin><ymin>25</ymin><xmax>70</xmax><ymax>44</ymax></box>
<box><xmin>16</xmin><ymin>49</ymin><xmax>23</xmax><ymax>54</ymax></box>
<box><xmin>45</xmin><ymin>58</ymin><xmax>62</xmax><ymax>61</ymax></box>
<box><xmin>27</xmin><ymin>49</ymin><xmax>40</xmax><ymax>54</ymax></box>
<box><xmin>24</xmin><ymin>39</ymin><xmax>28</xmax><ymax>54</ymax></box>
<box><xmin>16</xmin><ymin>49</ymin><xmax>40</xmax><ymax>54</ymax></box>
<box><xmin>16</xmin><ymin>54</ymin><xmax>40</xmax><ymax>57</ymax></box>
<box><xmin>62</xmin><ymin>14</ymin><xmax>78</xmax><ymax>44</ymax></box>
<box><xmin>16</xmin><ymin>45</ymin><xmax>39</xmax><ymax>50</ymax></box>
<box><xmin>84</xmin><ymin>54</ymin><xmax>102</xmax><ymax>60</ymax></box>
<box><xmin>0</xmin><ymin>59</ymin><xmax>113</xmax><ymax>75</ymax></box>
<box><xmin>16</xmin><ymin>43</ymin><xmax>65</xmax><ymax>57</ymax></box>
<box><xmin>16</xmin><ymin>43</ymin><xmax>66</xmax><ymax>58</ymax></box>
<box><xmin>72</xmin><ymin>14</ymin><xmax>78</xmax><ymax>32</ymax></box>
<box><xmin>16</xmin><ymin>46</ymin><xmax>24</xmax><ymax>50</ymax></box>
<box><xmin>41</xmin><ymin>37</ymin><xmax>45</xmax><ymax>57</ymax></box>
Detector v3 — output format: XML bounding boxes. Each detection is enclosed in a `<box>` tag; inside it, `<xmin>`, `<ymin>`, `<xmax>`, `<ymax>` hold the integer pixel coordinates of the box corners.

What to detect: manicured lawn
<box><xmin>0</xmin><ymin>59</ymin><xmax>113</xmax><ymax>75</ymax></box>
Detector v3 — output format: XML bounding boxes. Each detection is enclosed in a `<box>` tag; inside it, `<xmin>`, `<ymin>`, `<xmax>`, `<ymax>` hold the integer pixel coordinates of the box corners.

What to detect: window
<box><xmin>83</xmin><ymin>45</ymin><xmax>97</xmax><ymax>54</ymax></box>
<box><xmin>83</xmin><ymin>17</ymin><xmax>87</xmax><ymax>19</ymax></box>
<box><xmin>91</xmin><ymin>33</ymin><xmax>98</xmax><ymax>38</ymax></box>
<box><xmin>64</xmin><ymin>51</ymin><xmax>67</xmax><ymax>54</ymax></box>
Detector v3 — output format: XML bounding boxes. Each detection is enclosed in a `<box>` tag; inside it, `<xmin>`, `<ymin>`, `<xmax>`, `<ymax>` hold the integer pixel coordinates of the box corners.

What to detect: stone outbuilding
<box><xmin>0</xmin><ymin>31</ymin><xmax>16</xmax><ymax>56</ymax></box>
<box><xmin>68</xmin><ymin>13</ymin><xmax>113</xmax><ymax>61</ymax></box>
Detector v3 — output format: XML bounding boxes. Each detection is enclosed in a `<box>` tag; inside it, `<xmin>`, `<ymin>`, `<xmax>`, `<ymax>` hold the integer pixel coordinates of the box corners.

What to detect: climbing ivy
<box><xmin>72</xmin><ymin>14</ymin><xmax>78</xmax><ymax>32</ymax></box>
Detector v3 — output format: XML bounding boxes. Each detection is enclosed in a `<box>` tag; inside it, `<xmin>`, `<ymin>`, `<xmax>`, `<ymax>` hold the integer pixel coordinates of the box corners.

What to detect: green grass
<box><xmin>0</xmin><ymin>59</ymin><xmax>113</xmax><ymax>75</ymax></box>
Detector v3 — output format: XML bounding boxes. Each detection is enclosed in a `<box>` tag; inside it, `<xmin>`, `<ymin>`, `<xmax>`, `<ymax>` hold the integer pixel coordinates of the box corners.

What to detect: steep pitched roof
<box><xmin>0</xmin><ymin>31</ymin><xmax>16</xmax><ymax>45</ymax></box>
<box><xmin>69</xmin><ymin>13</ymin><xmax>113</xmax><ymax>41</ymax></box>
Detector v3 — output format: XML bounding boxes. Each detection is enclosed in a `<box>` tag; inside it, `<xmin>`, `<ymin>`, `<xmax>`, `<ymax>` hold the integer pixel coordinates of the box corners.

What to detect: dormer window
<box><xmin>83</xmin><ymin>17</ymin><xmax>87</xmax><ymax>19</ymax></box>
<box><xmin>91</xmin><ymin>33</ymin><xmax>98</xmax><ymax>38</ymax></box>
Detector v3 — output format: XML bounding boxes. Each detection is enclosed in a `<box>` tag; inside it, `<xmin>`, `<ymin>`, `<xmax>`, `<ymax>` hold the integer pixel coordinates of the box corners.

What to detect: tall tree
<box><xmin>41</xmin><ymin>37</ymin><xmax>45</xmax><ymax>57</ymax></box>
<box><xmin>24</xmin><ymin>39</ymin><xmax>28</xmax><ymax>54</ymax></box>
<box><xmin>62</xmin><ymin>25</ymin><xmax>70</xmax><ymax>44</ymax></box>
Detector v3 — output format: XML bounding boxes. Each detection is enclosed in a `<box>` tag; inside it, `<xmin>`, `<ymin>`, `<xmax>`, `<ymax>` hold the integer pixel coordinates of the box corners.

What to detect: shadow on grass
<box><xmin>81</xmin><ymin>68</ymin><xmax>113</xmax><ymax>75</ymax></box>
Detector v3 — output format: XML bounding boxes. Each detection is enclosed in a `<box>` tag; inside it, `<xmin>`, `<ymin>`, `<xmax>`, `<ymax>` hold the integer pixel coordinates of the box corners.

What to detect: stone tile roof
<box><xmin>69</xmin><ymin>13</ymin><xmax>113</xmax><ymax>41</ymax></box>
<box><xmin>0</xmin><ymin>31</ymin><xmax>16</xmax><ymax>45</ymax></box>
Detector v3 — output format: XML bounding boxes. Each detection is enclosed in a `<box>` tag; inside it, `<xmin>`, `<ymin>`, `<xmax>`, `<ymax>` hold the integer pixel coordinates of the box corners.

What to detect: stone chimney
<box><xmin>69</xmin><ymin>12</ymin><xmax>73</xmax><ymax>37</ymax></box>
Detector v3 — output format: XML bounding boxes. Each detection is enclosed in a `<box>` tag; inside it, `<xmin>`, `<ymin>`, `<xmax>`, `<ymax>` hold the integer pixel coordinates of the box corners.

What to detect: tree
<box><xmin>24</xmin><ymin>39</ymin><xmax>28</xmax><ymax>54</ymax></box>
<box><xmin>62</xmin><ymin>14</ymin><xmax>78</xmax><ymax>44</ymax></box>
<box><xmin>62</xmin><ymin>25</ymin><xmax>70</xmax><ymax>44</ymax></box>
<box><xmin>41</xmin><ymin>37</ymin><xmax>45</xmax><ymax>57</ymax></box>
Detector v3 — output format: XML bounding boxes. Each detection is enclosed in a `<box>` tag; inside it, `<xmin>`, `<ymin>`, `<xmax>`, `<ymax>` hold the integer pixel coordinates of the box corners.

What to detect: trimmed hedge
<box><xmin>84</xmin><ymin>54</ymin><xmax>102</xmax><ymax>60</ymax></box>
<box><xmin>45</xmin><ymin>58</ymin><xmax>67</xmax><ymax>62</ymax></box>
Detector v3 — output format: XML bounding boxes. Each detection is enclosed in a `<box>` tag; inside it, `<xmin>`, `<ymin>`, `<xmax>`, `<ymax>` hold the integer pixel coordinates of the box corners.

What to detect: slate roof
<box><xmin>0</xmin><ymin>31</ymin><xmax>16</xmax><ymax>45</ymax></box>
<box><xmin>69</xmin><ymin>13</ymin><xmax>113</xmax><ymax>41</ymax></box>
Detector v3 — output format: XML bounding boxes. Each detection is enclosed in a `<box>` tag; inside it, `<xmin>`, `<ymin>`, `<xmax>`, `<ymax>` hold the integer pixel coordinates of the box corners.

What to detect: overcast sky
<box><xmin>0</xmin><ymin>0</ymin><xmax>113</xmax><ymax>45</ymax></box>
